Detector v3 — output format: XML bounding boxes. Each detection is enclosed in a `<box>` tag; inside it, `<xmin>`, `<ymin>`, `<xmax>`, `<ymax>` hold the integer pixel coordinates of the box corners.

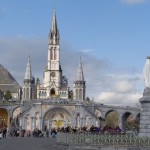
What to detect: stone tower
<box><xmin>22</xmin><ymin>56</ymin><xmax>35</xmax><ymax>100</ymax></box>
<box><xmin>37</xmin><ymin>10</ymin><xmax>63</xmax><ymax>99</ymax></box>
<box><xmin>42</xmin><ymin>9</ymin><xmax>62</xmax><ymax>97</ymax></box>
<box><xmin>73</xmin><ymin>58</ymin><xmax>86</xmax><ymax>101</ymax></box>
<box><xmin>139</xmin><ymin>57</ymin><xmax>150</xmax><ymax>137</ymax></box>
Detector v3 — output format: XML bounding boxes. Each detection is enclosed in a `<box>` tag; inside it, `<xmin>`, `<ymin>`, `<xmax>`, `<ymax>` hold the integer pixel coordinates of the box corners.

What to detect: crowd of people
<box><xmin>0</xmin><ymin>128</ymin><xmax>7</xmax><ymax>139</ymax></box>
<box><xmin>0</xmin><ymin>125</ymin><xmax>123</xmax><ymax>139</ymax></box>
<box><xmin>55</xmin><ymin>125</ymin><xmax>122</xmax><ymax>134</ymax></box>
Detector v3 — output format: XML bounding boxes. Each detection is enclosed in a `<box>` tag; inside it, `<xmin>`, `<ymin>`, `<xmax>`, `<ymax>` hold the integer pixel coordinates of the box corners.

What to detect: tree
<box><xmin>124</xmin><ymin>118</ymin><xmax>140</xmax><ymax>132</ymax></box>
<box><xmin>105</xmin><ymin>111</ymin><xmax>119</xmax><ymax>128</ymax></box>
<box><xmin>4</xmin><ymin>90</ymin><xmax>12</xmax><ymax>100</ymax></box>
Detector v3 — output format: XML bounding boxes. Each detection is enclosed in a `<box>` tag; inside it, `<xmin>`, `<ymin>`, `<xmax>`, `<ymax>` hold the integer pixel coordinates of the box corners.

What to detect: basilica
<box><xmin>0</xmin><ymin>10</ymin><xmax>140</xmax><ymax>132</ymax></box>
<box><xmin>22</xmin><ymin>10</ymin><xmax>85</xmax><ymax>102</ymax></box>
<box><xmin>19</xmin><ymin>10</ymin><xmax>94</xmax><ymax>131</ymax></box>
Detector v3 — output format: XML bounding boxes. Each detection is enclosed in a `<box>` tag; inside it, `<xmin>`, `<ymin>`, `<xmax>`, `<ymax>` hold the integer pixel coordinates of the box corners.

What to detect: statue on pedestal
<box><xmin>143</xmin><ymin>57</ymin><xmax>150</xmax><ymax>88</ymax></box>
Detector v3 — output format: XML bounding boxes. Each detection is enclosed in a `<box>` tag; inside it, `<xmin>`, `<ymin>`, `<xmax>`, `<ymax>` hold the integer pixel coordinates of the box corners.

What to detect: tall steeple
<box><xmin>25</xmin><ymin>56</ymin><xmax>32</xmax><ymax>80</ymax></box>
<box><xmin>23</xmin><ymin>56</ymin><xmax>35</xmax><ymax>100</ymax></box>
<box><xmin>51</xmin><ymin>9</ymin><xmax>57</xmax><ymax>33</ymax></box>
<box><xmin>39</xmin><ymin>9</ymin><xmax>62</xmax><ymax>99</ymax></box>
<box><xmin>73</xmin><ymin>57</ymin><xmax>86</xmax><ymax>101</ymax></box>
<box><xmin>49</xmin><ymin>9</ymin><xmax>59</xmax><ymax>45</ymax></box>
<box><xmin>76</xmin><ymin>57</ymin><xmax>84</xmax><ymax>81</ymax></box>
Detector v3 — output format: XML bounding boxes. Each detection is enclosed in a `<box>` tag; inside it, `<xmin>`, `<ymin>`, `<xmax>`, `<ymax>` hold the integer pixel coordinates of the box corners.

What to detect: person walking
<box><xmin>51</xmin><ymin>128</ymin><xmax>57</xmax><ymax>138</ymax></box>
<box><xmin>46</xmin><ymin>130</ymin><xmax>49</xmax><ymax>138</ymax></box>
<box><xmin>0</xmin><ymin>132</ymin><xmax>2</xmax><ymax>139</ymax></box>
<box><xmin>2</xmin><ymin>128</ymin><xmax>7</xmax><ymax>138</ymax></box>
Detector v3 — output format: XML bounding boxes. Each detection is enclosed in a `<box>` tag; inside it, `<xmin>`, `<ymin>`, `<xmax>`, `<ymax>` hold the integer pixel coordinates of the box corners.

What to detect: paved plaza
<box><xmin>0</xmin><ymin>137</ymin><xmax>57</xmax><ymax>150</ymax></box>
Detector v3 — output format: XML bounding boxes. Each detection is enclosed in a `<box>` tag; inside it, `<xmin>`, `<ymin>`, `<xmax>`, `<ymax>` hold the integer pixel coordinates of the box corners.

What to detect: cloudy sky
<box><xmin>0</xmin><ymin>0</ymin><xmax>150</xmax><ymax>106</ymax></box>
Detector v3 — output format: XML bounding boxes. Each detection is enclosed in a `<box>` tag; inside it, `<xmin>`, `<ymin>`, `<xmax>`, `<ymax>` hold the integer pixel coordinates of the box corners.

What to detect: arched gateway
<box><xmin>43</xmin><ymin>108</ymin><xmax>71</xmax><ymax>130</ymax></box>
<box><xmin>0</xmin><ymin>108</ymin><xmax>9</xmax><ymax>129</ymax></box>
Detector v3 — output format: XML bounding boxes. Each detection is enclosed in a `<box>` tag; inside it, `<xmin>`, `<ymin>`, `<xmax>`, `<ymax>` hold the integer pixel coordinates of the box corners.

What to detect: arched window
<box><xmin>42</xmin><ymin>91</ymin><xmax>44</xmax><ymax>97</ymax></box>
<box><xmin>64</xmin><ymin>92</ymin><xmax>66</xmax><ymax>97</ymax></box>
<box><xmin>39</xmin><ymin>91</ymin><xmax>41</xmax><ymax>97</ymax></box>
<box><xmin>26</xmin><ymin>88</ymin><xmax>29</xmax><ymax>99</ymax></box>
<box><xmin>59</xmin><ymin>92</ymin><xmax>61</xmax><ymax>97</ymax></box>
<box><xmin>31</xmin><ymin>88</ymin><xmax>32</xmax><ymax>99</ymax></box>
<box><xmin>50</xmin><ymin>48</ymin><xmax>53</xmax><ymax>60</ymax></box>
<box><xmin>79</xmin><ymin>89</ymin><xmax>82</xmax><ymax>100</ymax></box>
<box><xmin>76</xmin><ymin>89</ymin><xmax>78</xmax><ymax>99</ymax></box>
<box><xmin>45</xmin><ymin>91</ymin><xmax>47</xmax><ymax>97</ymax></box>
<box><xmin>54</xmin><ymin>47</ymin><xmax>57</xmax><ymax>60</ymax></box>
<box><xmin>62</xmin><ymin>92</ymin><xmax>65</xmax><ymax>97</ymax></box>
<box><xmin>50</xmin><ymin>88</ymin><xmax>55</xmax><ymax>96</ymax></box>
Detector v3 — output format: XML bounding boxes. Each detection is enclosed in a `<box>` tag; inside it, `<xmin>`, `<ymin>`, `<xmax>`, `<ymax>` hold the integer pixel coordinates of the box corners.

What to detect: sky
<box><xmin>0</xmin><ymin>0</ymin><xmax>150</xmax><ymax>106</ymax></box>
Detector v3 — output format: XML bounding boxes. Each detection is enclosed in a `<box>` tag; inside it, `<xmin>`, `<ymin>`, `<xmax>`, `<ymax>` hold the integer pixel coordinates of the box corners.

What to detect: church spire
<box><xmin>25</xmin><ymin>56</ymin><xmax>32</xmax><ymax>80</ymax></box>
<box><xmin>51</xmin><ymin>9</ymin><xmax>57</xmax><ymax>33</ymax></box>
<box><xmin>73</xmin><ymin>57</ymin><xmax>86</xmax><ymax>101</ymax></box>
<box><xmin>49</xmin><ymin>9</ymin><xmax>59</xmax><ymax>45</ymax></box>
<box><xmin>76</xmin><ymin>57</ymin><xmax>84</xmax><ymax>81</ymax></box>
<box><xmin>23</xmin><ymin>55</ymin><xmax>35</xmax><ymax>100</ymax></box>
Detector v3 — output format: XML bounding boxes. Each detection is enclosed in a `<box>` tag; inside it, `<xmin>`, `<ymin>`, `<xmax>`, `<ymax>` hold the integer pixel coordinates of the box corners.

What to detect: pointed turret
<box><xmin>73</xmin><ymin>57</ymin><xmax>86</xmax><ymax>101</ymax></box>
<box><xmin>23</xmin><ymin>56</ymin><xmax>35</xmax><ymax>100</ymax></box>
<box><xmin>49</xmin><ymin>9</ymin><xmax>59</xmax><ymax>45</ymax></box>
<box><xmin>76</xmin><ymin>57</ymin><xmax>84</xmax><ymax>81</ymax></box>
<box><xmin>51</xmin><ymin>9</ymin><xmax>57</xmax><ymax>34</ymax></box>
<box><xmin>25</xmin><ymin>56</ymin><xmax>32</xmax><ymax>80</ymax></box>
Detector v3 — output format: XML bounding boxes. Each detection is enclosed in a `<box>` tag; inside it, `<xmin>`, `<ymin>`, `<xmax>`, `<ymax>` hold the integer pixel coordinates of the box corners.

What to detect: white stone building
<box><xmin>14</xmin><ymin>10</ymin><xmax>139</xmax><ymax>132</ymax></box>
<box><xmin>20</xmin><ymin>10</ymin><xmax>88</xmax><ymax>131</ymax></box>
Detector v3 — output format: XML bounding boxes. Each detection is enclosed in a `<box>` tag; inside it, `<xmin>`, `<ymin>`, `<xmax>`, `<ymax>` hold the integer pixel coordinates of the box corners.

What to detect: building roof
<box><xmin>76</xmin><ymin>57</ymin><xmax>84</xmax><ymax>81</ymax></box>
<box><xmin>0</xmin><ymin>64</ymin><xmax>20</xmax><ymax>93</ymax></box>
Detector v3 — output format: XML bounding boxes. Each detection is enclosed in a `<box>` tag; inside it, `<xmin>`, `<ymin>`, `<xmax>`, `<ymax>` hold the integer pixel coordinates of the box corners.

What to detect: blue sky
<box><xmin>0</xmin><ymin>0</ymin><xmax>150</xmax><ymax>105</ymax></box>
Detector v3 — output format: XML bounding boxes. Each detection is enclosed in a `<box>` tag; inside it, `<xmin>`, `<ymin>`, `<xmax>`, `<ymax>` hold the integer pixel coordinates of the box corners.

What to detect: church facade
<box><xmin>22</xmin><ymin>10</ymin><xmax>85</xmax><ymax>102</ymax></box>
<box><xmin>0</xmin><ymin>10</ymin><xmax>140</xmax><ymax>132</ymax></box>
<box><xmin>20</xmin><ymin>10</ymin><xmax>90</xmax><ymax>131</ymax></box>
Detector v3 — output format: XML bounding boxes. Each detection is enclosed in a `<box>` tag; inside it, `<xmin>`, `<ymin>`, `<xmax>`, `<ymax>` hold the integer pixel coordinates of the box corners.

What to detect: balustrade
<box><xmin>57</xmin><ymin>133</ymin><xmax>150</xmax><ymax>148</ymax></box>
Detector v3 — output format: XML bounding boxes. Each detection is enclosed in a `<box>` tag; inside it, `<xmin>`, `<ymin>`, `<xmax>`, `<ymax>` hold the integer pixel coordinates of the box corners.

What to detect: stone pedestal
<box><xmin>139</xmin><ymin>87</ymin><xmax>150</xmax><ymax>137</ymax></box>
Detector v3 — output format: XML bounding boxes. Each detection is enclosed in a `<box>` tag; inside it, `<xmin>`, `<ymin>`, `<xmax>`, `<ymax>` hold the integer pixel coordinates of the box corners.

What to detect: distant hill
<box><xmin>0</xmin><ymin>64</ymin><xmax>20</xmax><ymax>93</ymax></box>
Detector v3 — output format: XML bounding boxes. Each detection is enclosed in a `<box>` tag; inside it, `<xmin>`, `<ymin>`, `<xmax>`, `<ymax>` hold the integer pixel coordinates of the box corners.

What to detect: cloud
<box><xmin>97</xmin><ymin>91</ymin><xmax>142</xmax><ymax>106</ymax></box>
<box><xmin>0</xmin><ymin>37</ymin><xmax>47</xmax><ymax>85</ymax></box>
<box><xmin>0</xmin><ymin>37</ymin><xmax>144</xmax><ymax>106</ymax></box>
<box><xmin>95</xmin><ymin>73</ymin><xmax>143</xmax><ymax>106</ymax></box>
<box><xmin>80</xmin><ymin>49</ymin><xmax>95</xmax><ymax>53</ymax></box>
<box><xmin>121</xmin><ymin>0</ymin><xmax>147</xmax><ymax>4</ymax></box>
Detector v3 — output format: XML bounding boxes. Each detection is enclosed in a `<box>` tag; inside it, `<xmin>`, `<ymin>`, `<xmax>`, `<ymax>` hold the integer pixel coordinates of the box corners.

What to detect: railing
<box><xmin>57</xmin><ymin>133</ymin><xmax>150</xmax><ymax>148</ymax></box>
<box><xmin>0</xmin><ymin>100</ymin><xmax>20</xmax><ymax>106</ymax></box>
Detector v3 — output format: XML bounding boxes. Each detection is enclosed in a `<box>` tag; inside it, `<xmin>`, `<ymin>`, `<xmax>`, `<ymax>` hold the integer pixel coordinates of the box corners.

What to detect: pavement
<box><xmin>0</xmin><ymin>137</ymin><xmax>57</xmax><ymax>150</ymax></box>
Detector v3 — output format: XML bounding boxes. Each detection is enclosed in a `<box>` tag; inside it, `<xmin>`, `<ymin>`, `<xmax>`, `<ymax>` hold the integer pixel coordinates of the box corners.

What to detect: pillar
<box><xmin>80</xmin><ymin>118</ymin><xmax>83</xmax><ymax>127</ymax></box>
<box><xmin>118</xmin><ymin>113</ymin><xmax>123</xmax><ymax>130</ymax></box>
<box><xmin>139</xmin><ymin>87</ymin><xmax>150</xmax><ymax>137</ymax></box>
<box><xmin>31</xmin><ymin>117</ymin><xmax>35</xmax><ymax>131</ymax></box>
